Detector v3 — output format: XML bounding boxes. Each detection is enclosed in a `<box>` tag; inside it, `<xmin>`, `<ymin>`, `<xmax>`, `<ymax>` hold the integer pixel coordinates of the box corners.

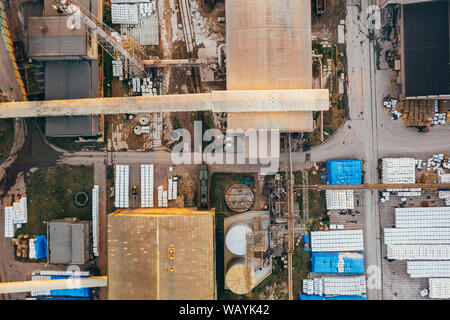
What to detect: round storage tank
<box><xmin>225</xmin><ymin>258</ymin><xmax>256</xmax><ymax>295</ymax></box>
<box><xmin>225</xmin><ymin>183</ymin><xmax>254</xmax><ymax>213</ymax></box>
<box><xmin>225</xmin><ymin>222</ymin><xmax>252</xmax><ymax>256</ymax></box>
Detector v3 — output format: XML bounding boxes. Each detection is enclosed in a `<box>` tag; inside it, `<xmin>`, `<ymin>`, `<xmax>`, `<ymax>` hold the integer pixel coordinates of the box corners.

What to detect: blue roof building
<box><xmin>311</xmin><ymin>252</ymin><xmax>365</xmax><ymax>274</ymax></box>
<box><xmin>326</xmin><ymin>160</ymin><xmax>362</xmax><ymax>185</ymax></box>
<box><xmin>49</xmin><ymin>276</ymin><xmax>92</xmax><ymax>298</ymax></box>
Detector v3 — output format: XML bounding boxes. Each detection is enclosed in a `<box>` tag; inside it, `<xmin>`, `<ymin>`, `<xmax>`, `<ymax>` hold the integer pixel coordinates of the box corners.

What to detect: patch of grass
<box><xmin>307</xmin><ymin>171</ymin><xmax>327</xmax><ymax>231</ymax></box>
<box><xmin>102</xmin><ymin>48</ymin><xmax>113</xmax><ymax>98</ymax></box>
<box><xmin>0</xmin><ymin>119</ymin><xmax>14</xmax><ymax>159</ymax></box>
<box><xmin>292</xmin><ymin>239</ymin><xmax>312</xmax><ymax>299</ymax></box>
<box><xmin>20</xmin><ymin>166</ymin><xmax>94</xmax><ymax>235</ymax></box>
<box><xmin>106</xmin><ymin>165</ymin><xmax>116</xmax><ymax>214</ymax></box>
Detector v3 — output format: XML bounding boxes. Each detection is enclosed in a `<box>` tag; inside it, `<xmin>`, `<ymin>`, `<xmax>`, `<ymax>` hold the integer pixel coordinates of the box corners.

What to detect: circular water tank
<box><xmin>133</xmin><ymin>126</ymin><xmax>142</xmax><ymax>135</ymax></box>
<box><xmin>225</xmin><ymin>258</ymin><xmax>256</xmax><ymax>295</ymax></box>
<box><xmin>139</xmin><ymin>116</ymin><xmax>150</xmax><ymax>126</ymax></box>
<box><xmin>171</xmin><ymin>130</ymin><xmax>181</xmax><ymax>140</ymax></box>
<box><xmin>225</xmin><ymin>184</ymin><xmax>254</xmax><ymax>213</ymax></box>
<box><xmin>225</xmin><ymin>222</ymin><xmax>252</xmax><ymax>256</ymax></box>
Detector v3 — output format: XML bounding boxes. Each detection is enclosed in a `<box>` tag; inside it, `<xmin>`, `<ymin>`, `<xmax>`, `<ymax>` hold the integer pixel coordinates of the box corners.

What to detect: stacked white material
<box><xmin>111</xmin><ymin>4</ymin><xmax>139</xmax><ymax>25</ymax></box>
<box><xmin>325</xmin><ymin>190</ymin><xmax>354</xmax><ymax>210</ymax></box>
<box><xmin>303</xmin><ymin>279</ymin><xmax>314</xmax><ymax>295</ymax></box>
<box><xmin>139</xmin><ymin>1</ymin><xmax>155</xmax><ymax>18</ymax></box>
<box><xmin>4</xmin><ymin>207</ymin><xmax>14</xmax><ymax>237</ymax></box>
<box><xmin>382</xmin><ymin>158</ymin><xmax>416</xmax><ymax>184</ymax></box>
<box><xmin>306</xmin><ymin>278</ymin><xmax>324</xmax><ymax>296</ymax></box>
<box><xmin>396</xmin><ymin>191</ymin><xmax>421</xmax><ymax>197</ymax></box>
<box><xmin>384</xmin><ymin>228</ymin><xmax>450</xmax><ymax>245</ymax></box>
<box><xmin>40</xmin><ymin>270</ymin><xmax>90</xmax><ymax>277</ymax></box>
<box><xmin>168</xmin><ymin>178</ymin><xmax>173</xmax><ymax>200</ymax></box>
<box><xmin>426</xmin><ymin>154</ymin><xmax>447</xmax><ymax>171</ymax></box>
<box><xmin>304</xmin><ymin>276</ymin><xmax>366</xmax><ymax>296</ymax></box>
<box><xmin>386</xmin><ymin>188</ymin><xmax>422</xmax><ymax>192</ymax></box>
<box><xmin>311</xmin><ymin>230</ymin><xmax>364</xmax><ymax>252</ymax></box>
<box><xmin>92</xmin><ymin>185</ymin><xmax>99</xmax><ymax>256</ymax></box>
<box><xmin>121</xmin><ymin>13</ymin><xmax>159</xmax><ymax>45</ymax></box>
<box><xmin>131</xmin><ymin>77</ymin><xmax>157</xmax><ymax>95</ymax></box>
<box><xmin>162</xmin><ymin>191</ymin><xmax>168</xmax><ymax>207</ymax></box>
<box><xmin>141</xmin><ymin>126</ymin><xmax>150</xmax><ymax>133</ymax></box>
<box><xmin>429</xmin><ymin>278</ymin><xmax>450</xmax><ymax>299</ymax></box>
<box><xmin>387</xmin><ymin>245</ymin><xmax>450</xmax><ymax>260</ymax></box>
<box><xmin>322</xmin><ymin>276</ymin><xmax>366</xmax><ymax>296</ymax></box>
<box><xmin>112</xmin><ymin>60</ymin><xmax>124</xmax><ymax>77</ymax></box>
<box><xmin>115</xmin><ymin>165</ymin><xmax>129</xmax><ymax>208</ymax></box>
<box><xmin>406</xmin><ymin>261</ymin><xmax>450</xmax><ymax>278</ymax></box>
<box><xmin>157</xmin><ymin>186</ymin><xmax>163</xmax><ymax>207</ymax></box>
<box><xmin>395</xmin><ymin>207</ymin><xmax>450</xmax><ymax>228</ymax></box>
<box><xmin>111</xmin><ymin>0</ymin><xmax>150</xmax><ymax>3</ymax></box>
<box><xmin>439</xmin><ymin>174</ymin><xmax>450</xmax><ymax>183</ymax></box>
<box><xmin>140</xmin><ymin>164</ymin><xmax>154</xmax><ymax>208</ymax></box>
<box><xmin>438</xmin><ymin>191</ymin><xmax>450</xmax><ymax>206</ymax></box>
<box><xmin>29</xmin><ymin>238</ymin><xmax>36</xmax><ymax>259</ymax></box>
<box><xmin>173</xmin><ymin>179</ymin><xmax>178</xmax><ymax>200</ymax></box>
<box><xmin>6</xmin><ymin>198</ymin><xmax>28</xmax><ymax>228</ymax></box>
<box><xmin>30</xmin><ymin>276</ymin><xmax>51</xmax><ymax>296</ymax></box>
<box><xmin>132</xmin><ymin>78</ymin><xmax>141</xmax><ymax>93</ymax></box>
<box><xmin>140</xmin><ymin>77</ymin><xmax>154</xmax><ymax>96</ymax></box>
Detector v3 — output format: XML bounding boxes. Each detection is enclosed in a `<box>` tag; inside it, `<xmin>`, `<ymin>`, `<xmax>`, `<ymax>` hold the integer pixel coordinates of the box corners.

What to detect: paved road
<box><xmin>290</xmin><ymin>0</ymin><xmax>449</xmax><ymax>300</ymax></box>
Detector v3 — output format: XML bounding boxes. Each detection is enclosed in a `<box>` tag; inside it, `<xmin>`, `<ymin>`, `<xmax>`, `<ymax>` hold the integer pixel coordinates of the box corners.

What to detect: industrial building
<box><xmin>310</xmin><ymin>230</ymin><xmax>364</xmax><ymax>253</ymax></box>
<box><xmin>326</xmin><ymin>160</ymin><xmax>362</xmax><ymax>185</ymax></box>
<box><xmin>302</xmin><ymin>276</ymin><xmax>367</xmax><ymax>297</ymax></box>
<box><xmin>28</xmin><ymin>0</ymin><xmax>101</xmax><ymax>137</ymax></box>
<box><xmin>47</xmin><ymin>219</ymin><xmax>91</xmax><ymax>265</ymax></box>
<box><xmin>225</xmin><ymin>0</ymin><xmax>319</xmax><ymax>132</ymax></box>
<box><xmin>107</xmin><ymin>208</ymin><xmax>216</xmax><ymax>300</ymax></box>
<box><xmin>223</xmin><ymin>211</ymin><xmax>271</xmax><ymax>295</ymax></box>
<box><xmin>383</xmin><ymin>202</ymin><xmax>450</xmax><ymax>298</ymax></box>
<box><xmin>311</xmin><ymin>252</ymin><xmax>364</xmax><ymax>274</ymax></box>
<box><xmin>381</xmin><ymin>0</ymin><xmax>450</xmax><ymax>99</ymax></box>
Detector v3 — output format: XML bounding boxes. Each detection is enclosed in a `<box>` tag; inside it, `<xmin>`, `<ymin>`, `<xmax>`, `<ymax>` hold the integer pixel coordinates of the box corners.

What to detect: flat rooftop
<box><xmin>402</xmin><ymin>0</ymin><xmax>450</xmax><ymax>97</ymax></box>
<box><xmin>107</xmin><ymin>208</ymin><xmax>216</xmax><ymax>300</ymax></box>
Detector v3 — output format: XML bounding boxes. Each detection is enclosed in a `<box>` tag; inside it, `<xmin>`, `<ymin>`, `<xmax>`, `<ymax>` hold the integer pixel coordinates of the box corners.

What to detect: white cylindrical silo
<box><xmin>225</xmin><ymin>222</ymin><xmax>253</xmax><ymax>256</ymax></box>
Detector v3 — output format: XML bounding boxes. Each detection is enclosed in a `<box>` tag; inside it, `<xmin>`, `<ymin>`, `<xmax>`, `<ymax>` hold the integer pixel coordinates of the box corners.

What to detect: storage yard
<box><xmin>379</xmin><ymin>155</ymin><xmax>450</xmax><ymax>300</ymax></box>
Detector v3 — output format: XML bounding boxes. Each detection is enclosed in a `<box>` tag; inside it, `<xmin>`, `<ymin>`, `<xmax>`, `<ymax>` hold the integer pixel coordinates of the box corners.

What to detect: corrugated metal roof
<box><xmin>107</xmin><ymin>209</ymin><xmax>216</xmax><ymax>300</ymax></box>
<box><xmin>226</xmin><ymin>0</ymin><xmax>312</xmax><ymax>90</ymax></box>
<box><xmin>48</xmin><ymin>221</ymin><xmax>72</xmax><ymax>264</ymax></box>
<box><xmin>47</xmin><ymin>221</ymin><xmax>90</xmax><ymax>264</ymax></box>
<box><xmin>225</xmin><ymin>0</ymin><xmax>318</xmax><ymax>131</ymax></box>
<box><xmin>45</xmin><ymin>60</ymin><xmax>96</xmax><ymax>100</ymax></box>
<box><xmin>28</xmin><ymin>16</ymin><xmax>88</xmax><ymax>58</ymax></box>
<box><xmin>71</xmin><ymin>224</ymin><xmax>85</xmax><ymax>264</ymax></box>
<box><xmin>403</xmin><ymin>1</ymin><xmax>449</xmax><ymax>96</ymax></box>
<box><xmin>45</xmin><ymin>116</ymin><xmax>99</xmax><ymax>137</ymax></box>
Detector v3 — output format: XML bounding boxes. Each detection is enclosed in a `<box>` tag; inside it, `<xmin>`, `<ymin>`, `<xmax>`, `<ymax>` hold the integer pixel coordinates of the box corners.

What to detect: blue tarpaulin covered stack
<box><xmin>49</xmin><ymin>276</ymin><xmax>92</xmax><ymax>298</ymax></box>
<box><xmin>33</xmin><ymin>235</ymin><xmax>47</xmax><ymax>259</ymax></box>
<box><xmin>326</xmin><ymin>160</ymin><xmax>362</xmax><ymax>185</ymax></box>
<box><xmin>311</xmin><ymin>252</ymin><xmax>364</xmax><ymax>274</ymax></box>
<box><xmin>36</xmin><ymin>297</ymin><xmax>92</xmax><ymax>300</ymax></box>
